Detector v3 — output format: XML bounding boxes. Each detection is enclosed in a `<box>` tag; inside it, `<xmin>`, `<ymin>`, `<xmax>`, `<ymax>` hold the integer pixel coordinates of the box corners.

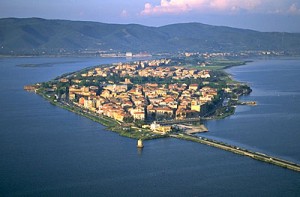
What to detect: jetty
<box><xmin>170</xmin><ymin>133</ymin><xmax>300</xmax><ymax>172</ymax></box>
<box><xmin>173</xmin><ymin>124</ymin><xmax>208</xmax><ymax>134</ymax></box>
<box><xmin>238</xmin><ymin>101</ymin><xmax>257</xmax><ymax>106</ymax></box>
<box><xmin>24</xmin><ymin>85</ymin><xmax>38</xmax><ymax>92</ymax></box>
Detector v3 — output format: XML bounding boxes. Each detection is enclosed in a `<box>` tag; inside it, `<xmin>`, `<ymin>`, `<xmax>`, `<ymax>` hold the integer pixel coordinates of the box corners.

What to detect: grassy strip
<box><xmin>187</xmin><ymin>60</ymin><xmax>247</xmax><ymax>70</ymax></box>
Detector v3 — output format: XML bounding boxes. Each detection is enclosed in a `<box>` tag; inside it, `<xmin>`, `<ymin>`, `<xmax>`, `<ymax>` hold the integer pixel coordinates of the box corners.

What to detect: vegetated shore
<box><xmin>36</xmin><ymin>90</ymin><xmax>208</xmax><ymax>140</ymax></box>
<box><xmin>36</xmin><ymin>91</ymin><xmax>166</xmax><ymax>141</ymax></box>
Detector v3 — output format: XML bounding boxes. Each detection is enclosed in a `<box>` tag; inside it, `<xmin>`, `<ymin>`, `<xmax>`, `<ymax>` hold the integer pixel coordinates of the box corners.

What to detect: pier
<box><xmin>170</xmin><ymin>134</ymin><xmax>300</xmax><ymax>172</ymax></box>
<box><xmin>237</xmin><ymin>101</ymin><xmax>257</xmax><ymax>106</ymax></box>
<box><xmin>24</xmin><ymin>85</ymin><xmax>38</xmax><ymax>92</ymax></box>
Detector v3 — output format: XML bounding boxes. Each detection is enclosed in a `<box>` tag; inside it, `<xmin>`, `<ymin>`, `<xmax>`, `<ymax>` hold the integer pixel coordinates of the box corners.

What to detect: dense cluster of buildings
<box><xmin>65</xmin><ymin>59</ymin><xmax>218</xmax><ymax>133</ymax></box>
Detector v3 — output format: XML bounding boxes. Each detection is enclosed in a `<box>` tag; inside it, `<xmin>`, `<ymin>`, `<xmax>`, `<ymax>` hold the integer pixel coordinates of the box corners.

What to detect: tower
<box><xmin>137</xmin><ymin>139</ymin><xmax>144</xmax><ymax>148</ymax></box>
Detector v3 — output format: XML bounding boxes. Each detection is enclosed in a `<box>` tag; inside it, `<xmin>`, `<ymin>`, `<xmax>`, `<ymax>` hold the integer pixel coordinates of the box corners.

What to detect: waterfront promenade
<box><xmin>170</xmin><ymin>134</ymin><xmax>300</xmax><ymax>172</ymax></box>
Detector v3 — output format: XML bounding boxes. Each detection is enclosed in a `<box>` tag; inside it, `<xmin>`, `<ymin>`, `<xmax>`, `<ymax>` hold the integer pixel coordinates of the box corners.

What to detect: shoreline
<box><xmin>25</xmin><ymin>57</ymin><xmax>254</xmax><ymax>140</ymax></box>
<box><xmin>24</xmin><ymin>78</ymin><xmax>300</xmax><ymax>174</ymax></box>
<box><xmin>35</xmin><ymin>90</ymin><xmax>167</xmax><ymax>141</ymax></box>
<box><xmin>23</xmin><ymin>56</ymin><xmax>300</xmax><ymax>175</ymax></box>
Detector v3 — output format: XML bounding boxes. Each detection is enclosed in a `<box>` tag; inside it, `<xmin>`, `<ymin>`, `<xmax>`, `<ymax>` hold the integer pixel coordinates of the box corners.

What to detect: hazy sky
<box><xmin>1</xmin><ymin>0</ymin><xmax>300</xmax><ymax>32</ymax></box>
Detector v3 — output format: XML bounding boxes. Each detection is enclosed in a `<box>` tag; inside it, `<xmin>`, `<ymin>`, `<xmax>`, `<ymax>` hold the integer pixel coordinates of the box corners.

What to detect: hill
<box><xmin>1</xmin><ymin>17</ymin><xmax>300</xmax><ymax>55</ymax></box>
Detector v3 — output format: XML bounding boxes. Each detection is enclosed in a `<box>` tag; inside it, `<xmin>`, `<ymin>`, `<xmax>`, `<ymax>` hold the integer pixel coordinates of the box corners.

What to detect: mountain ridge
<box><xmin>1</xmin><ymin>17</ymin><xmax>300</xmax><ymax>55</ymax></box>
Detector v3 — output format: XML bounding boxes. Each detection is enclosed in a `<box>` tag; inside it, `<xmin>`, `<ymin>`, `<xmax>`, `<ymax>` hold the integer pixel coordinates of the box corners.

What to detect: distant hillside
<box><xmin>1</xmin><ymin>17</ymin><xmax>300</xmax><ymax>55</ymax></box>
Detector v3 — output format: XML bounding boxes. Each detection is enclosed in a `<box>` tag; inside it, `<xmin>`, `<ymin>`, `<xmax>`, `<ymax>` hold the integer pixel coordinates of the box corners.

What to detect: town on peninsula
<box><xmin>24</xmin><ymin>53</ymin><xmax>300</xmax><ymax>172</ymax></box>
<box><xmin>25</xmin><ymin>54</ymin><xmax>253</xmax><ymax>140</ymax></box>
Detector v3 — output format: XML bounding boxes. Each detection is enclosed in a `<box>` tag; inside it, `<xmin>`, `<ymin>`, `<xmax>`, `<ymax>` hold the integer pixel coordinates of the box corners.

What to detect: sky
<box><xmin>1</xmin><ymin>0</ymin><xmax>300</xmax><ymax>32</ymax></box>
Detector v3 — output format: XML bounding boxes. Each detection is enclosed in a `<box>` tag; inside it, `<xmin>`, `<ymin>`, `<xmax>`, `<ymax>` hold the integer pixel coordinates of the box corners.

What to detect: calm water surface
<box><xmin>0</xmin><ymin>57</ymin><xmax>299</xmax><ymax>196</ymax></box>
<box><xmin>202</xmin><ymin>58</ymin><xmax>300</xmax><ymax>164</ymax></box>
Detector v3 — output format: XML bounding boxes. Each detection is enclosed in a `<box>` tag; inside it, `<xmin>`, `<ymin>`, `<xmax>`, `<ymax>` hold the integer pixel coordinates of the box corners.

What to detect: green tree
<box><xmin>124</xmin><ymin>116</ymin><xmax>134</xmax><ymax>123</ymax></box>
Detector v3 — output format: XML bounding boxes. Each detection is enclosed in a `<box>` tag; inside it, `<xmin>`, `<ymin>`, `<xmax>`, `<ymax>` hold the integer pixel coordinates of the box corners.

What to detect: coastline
<box><xmin>25</xmin><ymin>57</ymin><xmax>253</xmax><ymax>140</ymax></box>
<box><xmin>35</xmin><ymin>90</ymin><xmax>167</xmax><ymax>141</ymax></box>
<box><xmin>23</xmin><ymin>57</ymin><xmax>300</xmax><ymax>173</ymax></box>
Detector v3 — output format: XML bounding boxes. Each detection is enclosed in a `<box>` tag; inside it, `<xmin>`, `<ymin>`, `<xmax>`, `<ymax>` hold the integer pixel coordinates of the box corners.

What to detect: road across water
<box><xmin>170</xmin><ymin>133</ymin><xmax>300</xmax><ymax>172</ymax></box>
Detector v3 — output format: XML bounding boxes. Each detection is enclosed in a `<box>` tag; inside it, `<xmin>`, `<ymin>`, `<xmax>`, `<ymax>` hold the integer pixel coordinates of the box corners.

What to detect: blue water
<box><xmin>202</xmin><ymin>58</ymin><xmax>300</xmax><ymax>164</ymax></box>
<box><xmin>0</xmin><ymin>57</ymin><xmax>299</xmax><ymax>196</ymax></box>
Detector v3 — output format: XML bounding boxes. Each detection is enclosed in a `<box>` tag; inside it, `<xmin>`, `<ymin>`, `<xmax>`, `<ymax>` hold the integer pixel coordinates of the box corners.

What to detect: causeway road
<box><xmin>170</xmin><ymin>133</ymin><xmax>300</xmax><ymax>172</ymax></box>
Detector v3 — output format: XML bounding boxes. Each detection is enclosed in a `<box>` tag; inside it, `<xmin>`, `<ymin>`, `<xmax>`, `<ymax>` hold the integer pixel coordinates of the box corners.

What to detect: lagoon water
<box><xmin>202</xmin><ymin>58</ymin><xmax>300</xmax><ymax>164</ymax></box>
<box><xmin>0</xmin><ymin>57</ymin><xmax>299</xmax><ymax>196</ymax></box>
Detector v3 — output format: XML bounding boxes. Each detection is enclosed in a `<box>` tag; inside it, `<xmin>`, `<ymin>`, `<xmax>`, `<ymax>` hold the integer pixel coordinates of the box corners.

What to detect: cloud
<box><xmin>210</xmin><ymin>0</ymin><xmax>263</xmax><ymax>11</ymax></box>
<box><xmin>141</xmin><ymin>0</ymin><xmax>196</xmax><ymax>15</ymax></box>
<box><xmin>288</xmin><ymin>3</ymin><xmax>300</xmax><ymax>14</ymax></box>
<box><xmin>266</xmin><ymin>2</ymin><xmax>300</xmax><ymax>15</ymax></box>
<box><xmin>121</xmin><ymin>9</ymin><xmax>129</xmax><ymax>17</ymax></box>
<box><xmin>140</xmin><ymin>0</ymin><xmax>300</xmax><ymax>15</ymax></box>
<box><xmin>141</xmin><ymin>0</ymin><xmax>263</xmax><ymax>15</ymax></box>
